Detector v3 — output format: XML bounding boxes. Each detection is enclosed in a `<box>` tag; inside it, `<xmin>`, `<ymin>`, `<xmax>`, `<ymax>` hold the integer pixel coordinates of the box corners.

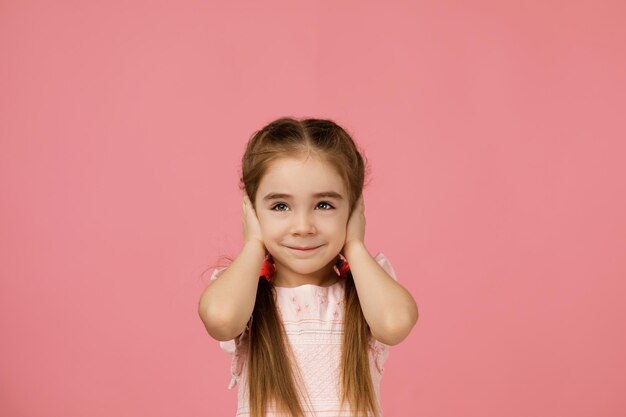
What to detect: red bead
<box><xmin>337</xmin><ymin>259</ymin><xmax>351</xmax><ymax>278</ymax></box>
<box><xmin>260</xmin><ymin>259</ymin><xmax>275</xmax><ymax>281</ymax></box>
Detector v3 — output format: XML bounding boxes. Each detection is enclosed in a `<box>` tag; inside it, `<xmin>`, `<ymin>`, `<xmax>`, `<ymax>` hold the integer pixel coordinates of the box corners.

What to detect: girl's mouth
<box><xmin>286</xmin><ymin>245</ymin><xmax>322</xmax><ymax>252</ymax></box>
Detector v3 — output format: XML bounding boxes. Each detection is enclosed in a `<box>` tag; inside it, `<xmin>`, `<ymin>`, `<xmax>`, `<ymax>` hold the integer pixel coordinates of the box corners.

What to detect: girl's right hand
<box><xmin>242</xmin><ymin>193</ymin><xmax>264</xmax><ymax>246</ymax></box>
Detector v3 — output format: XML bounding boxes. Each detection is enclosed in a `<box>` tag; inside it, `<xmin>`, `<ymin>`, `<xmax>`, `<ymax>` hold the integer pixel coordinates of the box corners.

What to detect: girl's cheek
<box><xmin>256</xmin><ymin>211</ymin><xmax>272</xmax><ymax>228</ymax></box>
<box><xmin>259</xmin><ymin>217</ymin><xmax>279</xmax><ymax>235</ymax></box>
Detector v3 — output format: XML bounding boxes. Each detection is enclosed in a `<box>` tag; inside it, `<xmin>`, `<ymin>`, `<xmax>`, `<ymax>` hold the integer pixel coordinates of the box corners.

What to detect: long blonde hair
<box><xmin>240</xmin><ymin>117</ymin><xmax>379</xmax><ymax>417</ymax></box>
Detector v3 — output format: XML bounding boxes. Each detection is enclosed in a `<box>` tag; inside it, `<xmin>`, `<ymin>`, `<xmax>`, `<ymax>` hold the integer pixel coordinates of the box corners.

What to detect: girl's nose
<box><xmin>290</xmin><ymin>211</ymin><xmax>316</xmax><ymax>235</ymax></box>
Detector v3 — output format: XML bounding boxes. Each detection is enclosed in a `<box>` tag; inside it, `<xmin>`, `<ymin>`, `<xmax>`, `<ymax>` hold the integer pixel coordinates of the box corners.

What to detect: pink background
<box><xmin>1</xmin><ymin>1</ymin><xmax>625</xmax><ymax>416</ymax></box>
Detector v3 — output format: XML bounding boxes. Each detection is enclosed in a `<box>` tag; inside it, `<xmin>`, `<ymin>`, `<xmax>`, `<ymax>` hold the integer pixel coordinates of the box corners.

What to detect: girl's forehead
<box><xmin>258</xmin><ymin>157</ymin><xmax>347</xmax><ymax>196</ymax></box>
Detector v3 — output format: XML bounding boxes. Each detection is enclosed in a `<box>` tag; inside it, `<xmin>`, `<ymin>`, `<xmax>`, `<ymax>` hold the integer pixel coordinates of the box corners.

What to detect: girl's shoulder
<box><xmin>373</xmin><ymin>251</ymin><xmax>398</xmax><ymax>281</ymax></box>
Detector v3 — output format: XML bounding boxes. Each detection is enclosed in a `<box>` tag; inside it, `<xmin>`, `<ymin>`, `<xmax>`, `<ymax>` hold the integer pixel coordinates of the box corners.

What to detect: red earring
<box><xmin>260</xmin><ymin>256</ymin><xmax>275</xmax><ymax>282</ymax></box>
<box><xmin>336</xmin><ymin>257</ymin><xmax>351</xmax><ymax>279</ymax></box>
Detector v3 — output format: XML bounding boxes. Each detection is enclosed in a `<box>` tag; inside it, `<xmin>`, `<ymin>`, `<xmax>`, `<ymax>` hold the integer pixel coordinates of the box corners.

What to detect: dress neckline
<box><xmin>272</xmin><ymin>278</ymin><xmax>344</xmax><ymax>291</ymax></box>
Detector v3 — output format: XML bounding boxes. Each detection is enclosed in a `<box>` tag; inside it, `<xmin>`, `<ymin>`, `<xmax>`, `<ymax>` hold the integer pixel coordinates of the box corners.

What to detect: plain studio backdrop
<box><xmin>1</xmin><ymin>1</ymin><xmax>625</xmax><ymax>416</ymax></box>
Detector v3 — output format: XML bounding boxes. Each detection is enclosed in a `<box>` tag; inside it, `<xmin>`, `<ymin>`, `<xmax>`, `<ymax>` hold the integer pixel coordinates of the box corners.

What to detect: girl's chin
<box><xmin>272</xmin><ymin>256</ymin><xmax>338</xmax><ymax>274</ymax></box>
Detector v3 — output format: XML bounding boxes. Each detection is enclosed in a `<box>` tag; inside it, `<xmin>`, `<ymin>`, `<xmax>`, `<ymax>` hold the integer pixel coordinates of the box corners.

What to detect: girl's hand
<box><xmin>342</xmin><ymin>194</ymin><xmax>366</xmax><ymax>255</ymax></box>
<box><xmin>242</xmin><ymin>193</ymin><xmax>264</xmax><ymax>246</ymax></box>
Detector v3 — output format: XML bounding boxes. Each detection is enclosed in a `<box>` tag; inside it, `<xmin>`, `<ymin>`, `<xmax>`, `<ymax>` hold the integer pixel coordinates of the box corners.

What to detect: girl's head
<box><xmin>240</xmin><ymin>117</ymin><xmax>368</xmax><ymax>282</ymax></box>
<box><xmin>241</xmin><ymin>117</ymin><xmax>366</xmax><ymax>212</ymax></box>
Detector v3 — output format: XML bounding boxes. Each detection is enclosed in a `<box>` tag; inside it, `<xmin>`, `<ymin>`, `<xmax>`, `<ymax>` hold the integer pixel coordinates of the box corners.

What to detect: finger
<box><xmin>243</xmin><ymin>194</ymin><xmax>252</xmax><ymax>211</ymax></box>
<box><xmin>244</xmin><ymin>194</ymin><xmax>254</xmax><ymax>210</ymax></box>
<box><xmin>352</xmin><ymin>195</ymin><xmax>364</xmax><ymax>213</ymax></box>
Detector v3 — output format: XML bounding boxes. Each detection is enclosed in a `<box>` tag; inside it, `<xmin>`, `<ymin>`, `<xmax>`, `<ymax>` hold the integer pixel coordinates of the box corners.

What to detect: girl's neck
<box><xmin>271</xmin><ymin>262</ymin><xmax>339</xmax><ymax>288</ymax></box>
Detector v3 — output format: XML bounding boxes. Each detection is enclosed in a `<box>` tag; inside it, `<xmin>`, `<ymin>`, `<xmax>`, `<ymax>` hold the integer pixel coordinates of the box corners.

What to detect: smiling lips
<box><xmin>286</xmin><ymin>245</ymin><xmax>322</xmax><ymax>251</ymax></box>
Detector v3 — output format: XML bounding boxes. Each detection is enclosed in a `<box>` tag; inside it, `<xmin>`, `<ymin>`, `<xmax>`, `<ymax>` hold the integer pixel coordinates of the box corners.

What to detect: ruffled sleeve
<box><xmin>221</xmin><ymin>328</ymin><xmax>249</xmax><ymax>389</ymax></box>
<box><xmin>368</xmin><ymin>252</ymin><xmax>398</xmax><ymax>375</ymax></box>
<box><xmin>210</xmin><ymin>266</ymin><xmax>249</xmax><ymax>389</ymax></box>
<box><xmin>209</xmin><ymin>266</ymin><xmax>227</xmax><ymax>282</ymax></box>
<box><xmin>373</xmin><ymin>252</ymin><xmax>398</xmax><ymax>282</ymax></box>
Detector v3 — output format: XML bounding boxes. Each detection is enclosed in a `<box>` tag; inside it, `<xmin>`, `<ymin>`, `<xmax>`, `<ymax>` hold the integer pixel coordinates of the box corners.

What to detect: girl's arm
<box><xmin>343</xmin><ymin>242</ymin><xmax>418</xmax><ymax>346</ymax></box>
<box><xmin>198</xmin><ymin>194</ymin><xmax>266</xmax><ymax>341</ymax></box>
<box><xmin>342</xmin><ymin>195</ymin><xmax>419</xmax><ymax>345</ymax></box>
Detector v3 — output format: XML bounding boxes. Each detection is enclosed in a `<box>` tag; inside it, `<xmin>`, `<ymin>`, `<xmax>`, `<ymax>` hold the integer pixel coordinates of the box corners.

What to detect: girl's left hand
<box><xmin>342</xmin><ymin>194</ymin><xmax>366</xmax><ymax>254</ymax></box>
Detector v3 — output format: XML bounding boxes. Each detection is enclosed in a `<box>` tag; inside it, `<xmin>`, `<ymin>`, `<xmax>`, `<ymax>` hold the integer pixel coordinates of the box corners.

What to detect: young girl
<box><xmin>198</xmin><ymin>117</ymin><xmax>418</xmax><ymax>417</ymax></box>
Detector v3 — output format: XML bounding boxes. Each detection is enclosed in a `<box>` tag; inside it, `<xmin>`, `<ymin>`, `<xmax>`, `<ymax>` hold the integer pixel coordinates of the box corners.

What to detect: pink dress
<box><xmin>210</xmin><ymin>252</ymin><xmax>398</xmax><ymax>417</ymax></box>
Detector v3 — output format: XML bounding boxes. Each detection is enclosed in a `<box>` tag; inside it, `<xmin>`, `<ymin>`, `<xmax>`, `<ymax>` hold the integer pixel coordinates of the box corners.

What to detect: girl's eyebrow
<box><xmin>263</xmin><ymin>191</ymin><xmax>344</xmax><ymax>202</ymax></box>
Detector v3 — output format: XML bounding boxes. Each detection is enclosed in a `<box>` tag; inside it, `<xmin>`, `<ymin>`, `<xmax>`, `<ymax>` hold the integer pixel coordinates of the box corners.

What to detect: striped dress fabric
<box><xmin>211</xmin><ymin>252</ymin><xmax>397</xmax><ymax>417</ymax></box>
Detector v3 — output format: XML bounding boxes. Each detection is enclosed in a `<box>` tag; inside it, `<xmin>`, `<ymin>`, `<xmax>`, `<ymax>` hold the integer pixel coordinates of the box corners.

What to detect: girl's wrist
<box><xmin>243</xmin><ymin>239</ymin><xmax>266</xmax><ymax>257</ymax></box>
<box><xmin>342</xmin><ymin>240</ymin><xmax>366</xmax><ymax>260</ymax></box>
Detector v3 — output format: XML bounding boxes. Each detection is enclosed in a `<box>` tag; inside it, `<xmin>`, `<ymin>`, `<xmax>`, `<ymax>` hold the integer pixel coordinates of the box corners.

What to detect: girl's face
<box><xmin>254</xmin><ymin>156</ymin><xmax>351</xmax><ymax>286</ymax></box>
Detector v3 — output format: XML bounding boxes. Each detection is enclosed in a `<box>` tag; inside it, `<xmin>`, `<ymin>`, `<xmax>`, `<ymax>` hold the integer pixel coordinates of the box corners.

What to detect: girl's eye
<box><xmin>317</xmin><ymin>201</ymin><xmax>334</xmax><ymax>210</ymax></box>
<box><xmin>271</xmin><ymin>203</ymin><xmax>289</xmax><ymax>211</ymax></box>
